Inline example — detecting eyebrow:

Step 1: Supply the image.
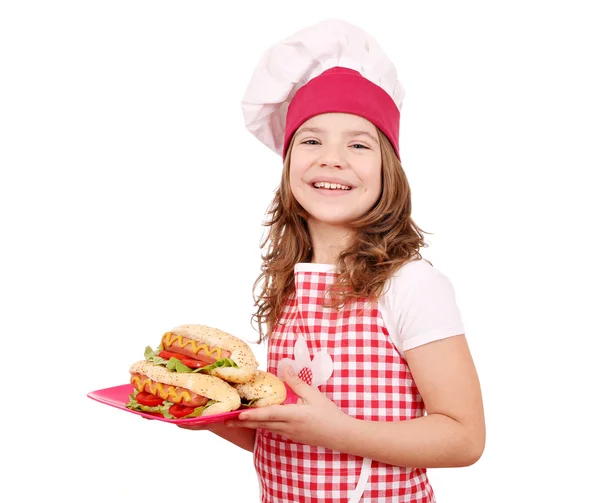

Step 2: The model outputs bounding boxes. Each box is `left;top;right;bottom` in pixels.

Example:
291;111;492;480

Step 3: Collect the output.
296;126;379;144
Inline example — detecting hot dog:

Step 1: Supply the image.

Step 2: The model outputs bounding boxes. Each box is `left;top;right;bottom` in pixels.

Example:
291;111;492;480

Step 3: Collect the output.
127;360;241;418
146;324;259;384
234;370;287;407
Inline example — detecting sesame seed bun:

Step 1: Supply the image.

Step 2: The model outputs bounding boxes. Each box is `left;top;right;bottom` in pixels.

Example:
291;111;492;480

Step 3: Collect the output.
129;360;241;415
233;370;287;407
169;324;259;384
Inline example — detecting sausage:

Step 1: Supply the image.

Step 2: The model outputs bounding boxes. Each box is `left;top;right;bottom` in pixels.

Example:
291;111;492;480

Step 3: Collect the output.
131;373;210;407
160;333;231;364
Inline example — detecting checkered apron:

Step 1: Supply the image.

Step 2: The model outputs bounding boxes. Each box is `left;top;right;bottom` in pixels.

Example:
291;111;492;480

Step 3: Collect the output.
254;267;435;502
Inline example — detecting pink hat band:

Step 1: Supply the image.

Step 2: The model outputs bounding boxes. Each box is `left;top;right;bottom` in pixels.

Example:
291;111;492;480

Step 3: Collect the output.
283;67;400;159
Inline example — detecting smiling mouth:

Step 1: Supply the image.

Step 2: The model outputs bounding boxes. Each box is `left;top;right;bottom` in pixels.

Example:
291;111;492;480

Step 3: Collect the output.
312;181;352;191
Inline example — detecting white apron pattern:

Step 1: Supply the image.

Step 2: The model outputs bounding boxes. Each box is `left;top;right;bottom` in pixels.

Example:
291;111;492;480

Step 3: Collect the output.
254;266;435;503
276;334;334;388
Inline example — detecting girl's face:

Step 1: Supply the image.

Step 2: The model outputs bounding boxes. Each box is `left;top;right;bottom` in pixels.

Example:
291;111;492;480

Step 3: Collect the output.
289;113;382;227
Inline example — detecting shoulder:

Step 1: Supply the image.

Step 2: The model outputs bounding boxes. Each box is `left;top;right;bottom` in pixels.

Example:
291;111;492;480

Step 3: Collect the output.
379;258;464;352
385;257;451;298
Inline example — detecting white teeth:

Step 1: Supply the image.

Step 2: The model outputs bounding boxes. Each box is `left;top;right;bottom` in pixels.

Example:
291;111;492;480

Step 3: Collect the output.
313;181;351;190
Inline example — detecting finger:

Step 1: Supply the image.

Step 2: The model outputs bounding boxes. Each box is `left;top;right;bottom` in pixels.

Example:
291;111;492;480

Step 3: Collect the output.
227;403;299;433
236;404;293;423
283;365;318;400
226;419;288;431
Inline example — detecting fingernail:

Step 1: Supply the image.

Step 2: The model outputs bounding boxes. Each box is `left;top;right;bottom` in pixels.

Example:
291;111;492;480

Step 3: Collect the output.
287;366;295;377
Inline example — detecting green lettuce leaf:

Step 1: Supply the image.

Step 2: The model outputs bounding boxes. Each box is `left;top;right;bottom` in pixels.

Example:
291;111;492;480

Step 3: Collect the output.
166;358;194;373
195;358;239;373
185;400;216;418
144;346;169;365
126;389;175;418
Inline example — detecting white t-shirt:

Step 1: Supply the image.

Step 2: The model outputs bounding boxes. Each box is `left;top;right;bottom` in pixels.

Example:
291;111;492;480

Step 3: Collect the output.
378;258;464;355
294;258;464;355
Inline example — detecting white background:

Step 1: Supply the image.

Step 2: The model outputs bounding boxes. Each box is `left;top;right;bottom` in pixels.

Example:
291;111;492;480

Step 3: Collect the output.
1;1;598;502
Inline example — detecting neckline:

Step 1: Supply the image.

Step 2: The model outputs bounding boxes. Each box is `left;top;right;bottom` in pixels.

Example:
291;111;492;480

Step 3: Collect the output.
294;262;337;273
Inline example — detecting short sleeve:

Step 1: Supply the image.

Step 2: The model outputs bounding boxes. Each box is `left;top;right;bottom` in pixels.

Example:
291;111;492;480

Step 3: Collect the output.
378;260;465;353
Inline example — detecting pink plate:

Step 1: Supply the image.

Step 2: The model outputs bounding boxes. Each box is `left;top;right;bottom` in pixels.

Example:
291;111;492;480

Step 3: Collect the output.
87;384;244;425
87;383;298;425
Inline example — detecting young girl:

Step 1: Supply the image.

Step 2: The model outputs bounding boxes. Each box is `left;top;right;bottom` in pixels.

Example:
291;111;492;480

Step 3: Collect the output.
189;19;485;502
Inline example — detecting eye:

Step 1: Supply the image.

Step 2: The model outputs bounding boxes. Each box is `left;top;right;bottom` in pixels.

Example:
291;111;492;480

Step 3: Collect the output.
301;139;321;145
350;143;369;149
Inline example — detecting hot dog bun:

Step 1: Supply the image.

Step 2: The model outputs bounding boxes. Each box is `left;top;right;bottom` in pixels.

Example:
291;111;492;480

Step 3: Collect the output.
233;370;287;407
129;360;241;416
167;324;259;384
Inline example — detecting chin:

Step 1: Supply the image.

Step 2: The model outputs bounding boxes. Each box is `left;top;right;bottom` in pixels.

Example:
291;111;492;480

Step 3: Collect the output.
306;209;359;227
297;197;370;226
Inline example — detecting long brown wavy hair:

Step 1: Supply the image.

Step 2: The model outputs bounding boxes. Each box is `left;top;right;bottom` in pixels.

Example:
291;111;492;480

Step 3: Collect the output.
252;128;428;342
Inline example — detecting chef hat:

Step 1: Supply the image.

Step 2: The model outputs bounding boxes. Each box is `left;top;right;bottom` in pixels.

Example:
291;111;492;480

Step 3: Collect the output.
241;18;405;159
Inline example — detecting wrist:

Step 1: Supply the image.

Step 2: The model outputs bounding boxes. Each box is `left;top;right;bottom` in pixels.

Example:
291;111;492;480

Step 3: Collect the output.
328;413;361;453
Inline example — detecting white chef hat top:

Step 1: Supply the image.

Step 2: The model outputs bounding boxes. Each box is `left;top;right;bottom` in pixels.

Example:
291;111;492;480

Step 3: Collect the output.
241;18;405;158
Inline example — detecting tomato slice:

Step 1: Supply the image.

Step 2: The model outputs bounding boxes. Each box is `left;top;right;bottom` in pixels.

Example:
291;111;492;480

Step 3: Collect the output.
169;404;196;418
180;357;208;369
158;350;185;361
136;392;164;407
159;350;209;369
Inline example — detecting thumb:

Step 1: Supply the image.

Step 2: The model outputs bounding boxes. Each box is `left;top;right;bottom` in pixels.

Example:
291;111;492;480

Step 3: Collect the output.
283;365;317;402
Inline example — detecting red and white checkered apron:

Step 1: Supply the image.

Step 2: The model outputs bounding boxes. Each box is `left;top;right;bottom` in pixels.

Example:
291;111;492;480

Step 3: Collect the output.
254;267;435;502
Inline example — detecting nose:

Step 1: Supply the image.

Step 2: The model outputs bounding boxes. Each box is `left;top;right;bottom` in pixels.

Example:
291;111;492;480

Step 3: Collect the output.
318;142;346;169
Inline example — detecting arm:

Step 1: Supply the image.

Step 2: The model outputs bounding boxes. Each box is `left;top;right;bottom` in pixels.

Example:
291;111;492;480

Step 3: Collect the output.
207;423;257;453
334;335;486;468
178;423;256;453
228;335;485;468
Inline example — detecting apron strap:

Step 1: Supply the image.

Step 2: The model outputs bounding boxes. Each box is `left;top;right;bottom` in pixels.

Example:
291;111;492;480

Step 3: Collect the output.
348;457;372;503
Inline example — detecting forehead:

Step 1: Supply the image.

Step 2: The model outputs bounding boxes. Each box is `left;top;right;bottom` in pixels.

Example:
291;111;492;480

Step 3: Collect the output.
299;113;377;135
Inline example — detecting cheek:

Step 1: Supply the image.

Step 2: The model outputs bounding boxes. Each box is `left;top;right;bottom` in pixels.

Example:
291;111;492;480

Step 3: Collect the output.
372;157;383;195
287;172;302;206
289;165;302;187
289;160;309;193
362;164;383;196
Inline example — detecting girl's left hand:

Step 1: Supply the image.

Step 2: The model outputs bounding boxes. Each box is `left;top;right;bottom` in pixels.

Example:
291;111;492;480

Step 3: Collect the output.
225;366;352;449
